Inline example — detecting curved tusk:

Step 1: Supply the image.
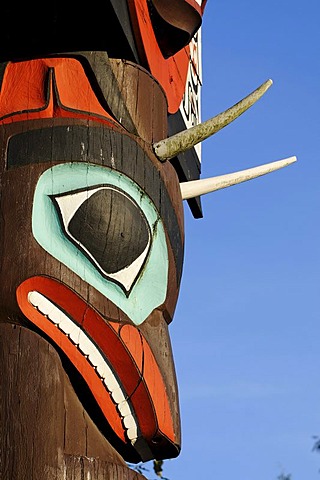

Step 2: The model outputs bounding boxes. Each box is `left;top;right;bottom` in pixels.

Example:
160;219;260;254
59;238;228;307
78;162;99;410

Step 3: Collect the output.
154;79;273;161
180;156;297;200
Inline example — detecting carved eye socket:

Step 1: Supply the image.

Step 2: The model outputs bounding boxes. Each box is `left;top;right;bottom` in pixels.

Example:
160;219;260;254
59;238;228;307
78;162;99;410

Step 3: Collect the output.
33;163;169;326
51;185;151;295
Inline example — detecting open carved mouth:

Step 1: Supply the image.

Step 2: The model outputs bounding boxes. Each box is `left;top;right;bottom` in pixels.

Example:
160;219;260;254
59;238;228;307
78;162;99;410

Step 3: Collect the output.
16;276;179;462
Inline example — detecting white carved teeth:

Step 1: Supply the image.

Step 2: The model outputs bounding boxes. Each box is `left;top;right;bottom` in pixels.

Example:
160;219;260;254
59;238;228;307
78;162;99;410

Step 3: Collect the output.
96;362;115;381
27;290;140;442
77;330;96;357
127;426;139;441
103;374;119;393
118;401;131;417
123;415;137;429
111;387;126;404
28;291;56;318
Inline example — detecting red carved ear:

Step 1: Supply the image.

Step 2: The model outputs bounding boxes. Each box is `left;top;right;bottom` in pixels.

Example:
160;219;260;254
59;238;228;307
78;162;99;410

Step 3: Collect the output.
128;0;205;114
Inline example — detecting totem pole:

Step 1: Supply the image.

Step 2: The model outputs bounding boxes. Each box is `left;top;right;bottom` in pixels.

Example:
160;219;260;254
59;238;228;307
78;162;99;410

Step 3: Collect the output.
0;2;296;479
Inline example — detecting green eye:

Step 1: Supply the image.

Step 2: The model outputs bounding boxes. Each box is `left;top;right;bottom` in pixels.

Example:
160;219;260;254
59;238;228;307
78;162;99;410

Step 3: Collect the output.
32;162;168;325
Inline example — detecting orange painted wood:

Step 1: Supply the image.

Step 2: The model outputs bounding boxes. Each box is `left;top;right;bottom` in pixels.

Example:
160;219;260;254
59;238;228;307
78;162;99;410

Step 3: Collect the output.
129;0;190;114
0;59;116;126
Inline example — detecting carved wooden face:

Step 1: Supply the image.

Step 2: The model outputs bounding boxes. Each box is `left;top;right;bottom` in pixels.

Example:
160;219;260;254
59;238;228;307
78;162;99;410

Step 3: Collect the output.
0;0;206;464
0;55;184;463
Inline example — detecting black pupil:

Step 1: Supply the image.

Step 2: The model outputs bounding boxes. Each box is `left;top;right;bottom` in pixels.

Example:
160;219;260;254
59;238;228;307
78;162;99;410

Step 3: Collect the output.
68;188;150;274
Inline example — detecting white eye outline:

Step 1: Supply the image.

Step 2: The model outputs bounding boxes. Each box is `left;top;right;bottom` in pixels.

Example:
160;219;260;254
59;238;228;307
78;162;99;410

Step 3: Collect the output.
52;184;152;296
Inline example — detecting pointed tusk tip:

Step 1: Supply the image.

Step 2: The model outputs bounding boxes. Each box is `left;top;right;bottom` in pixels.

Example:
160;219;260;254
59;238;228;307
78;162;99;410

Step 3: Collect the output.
153;78;277;161
180;155;298;200
264;78;273;89
286;155;297;164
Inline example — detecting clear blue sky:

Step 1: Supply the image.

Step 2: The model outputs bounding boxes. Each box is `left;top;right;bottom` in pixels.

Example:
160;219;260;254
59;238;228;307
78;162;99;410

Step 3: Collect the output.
143;1;320;479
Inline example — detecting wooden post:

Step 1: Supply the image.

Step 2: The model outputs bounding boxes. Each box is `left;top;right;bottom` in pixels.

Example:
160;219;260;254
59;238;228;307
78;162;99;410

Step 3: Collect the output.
0;2;206;478
0;323;144;479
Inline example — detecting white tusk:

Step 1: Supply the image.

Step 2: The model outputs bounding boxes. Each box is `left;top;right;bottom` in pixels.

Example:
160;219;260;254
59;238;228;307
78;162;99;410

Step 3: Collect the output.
180;156;297;200
154;79;273;161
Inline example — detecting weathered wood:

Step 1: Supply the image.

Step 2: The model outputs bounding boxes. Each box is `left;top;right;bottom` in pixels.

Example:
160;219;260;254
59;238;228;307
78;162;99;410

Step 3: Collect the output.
109;59;167;143
0;56;183;462
63;456;144;480
0;0;207;474
0;323;146;480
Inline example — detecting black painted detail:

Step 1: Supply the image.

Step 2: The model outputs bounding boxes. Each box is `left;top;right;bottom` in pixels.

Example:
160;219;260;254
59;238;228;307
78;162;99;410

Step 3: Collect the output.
0;2;138;63
147;0;202;58
168;110;203;219
52;185;151;294
68;188;150;274
7;124;184;285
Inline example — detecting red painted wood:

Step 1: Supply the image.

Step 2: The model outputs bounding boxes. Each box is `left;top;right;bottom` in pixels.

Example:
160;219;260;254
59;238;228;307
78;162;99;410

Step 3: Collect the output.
129;0;190;114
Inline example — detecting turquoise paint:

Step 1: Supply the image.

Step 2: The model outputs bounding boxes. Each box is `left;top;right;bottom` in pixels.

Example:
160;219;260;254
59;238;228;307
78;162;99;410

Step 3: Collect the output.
32;163;168;325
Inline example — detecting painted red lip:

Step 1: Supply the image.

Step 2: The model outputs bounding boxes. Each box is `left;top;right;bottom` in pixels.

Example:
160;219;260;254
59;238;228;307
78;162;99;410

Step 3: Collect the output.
16;276;178;461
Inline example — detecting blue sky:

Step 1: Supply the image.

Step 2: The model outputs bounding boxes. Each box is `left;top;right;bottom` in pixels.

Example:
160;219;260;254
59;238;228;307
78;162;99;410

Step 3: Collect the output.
143;1;320;479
